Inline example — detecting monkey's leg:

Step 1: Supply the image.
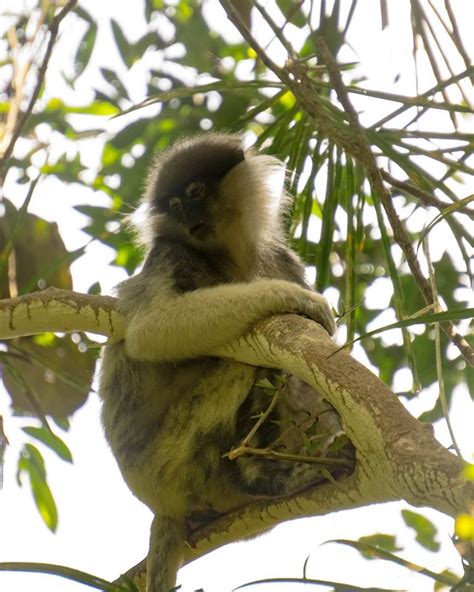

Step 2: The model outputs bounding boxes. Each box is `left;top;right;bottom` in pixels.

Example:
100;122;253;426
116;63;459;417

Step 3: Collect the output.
147;515;185;592
236;456;328;498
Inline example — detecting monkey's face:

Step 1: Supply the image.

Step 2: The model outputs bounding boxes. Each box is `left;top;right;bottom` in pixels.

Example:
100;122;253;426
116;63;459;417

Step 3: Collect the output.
147;134;246;246
158;178;220;241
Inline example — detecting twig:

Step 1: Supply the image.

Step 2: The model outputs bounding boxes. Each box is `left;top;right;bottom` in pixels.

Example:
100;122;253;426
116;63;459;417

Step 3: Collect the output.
370;66;474;129
220;1;356;157
411;0;457;128
268;411;331;451
220;0;284;79
381;171;474;217
423;238;463;459
254;2;296;58
307;77;473;115
443;0;473;77
0;0;77;181
315;38;473;367
382;169;473;248
422;0;471;106
240;384;281;449
226;445;352;467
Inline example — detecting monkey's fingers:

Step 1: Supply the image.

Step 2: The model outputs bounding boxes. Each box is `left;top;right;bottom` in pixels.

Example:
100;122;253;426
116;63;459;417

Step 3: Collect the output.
306;298;335;335
317;306;336;335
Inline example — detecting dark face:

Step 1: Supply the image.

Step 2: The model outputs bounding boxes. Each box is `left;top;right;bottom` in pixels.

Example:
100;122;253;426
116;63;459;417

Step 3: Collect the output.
149;135;246;242
158;177;218;240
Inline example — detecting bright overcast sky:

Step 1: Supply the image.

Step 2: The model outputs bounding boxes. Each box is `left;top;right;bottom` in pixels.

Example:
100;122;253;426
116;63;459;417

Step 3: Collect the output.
0;1;473;591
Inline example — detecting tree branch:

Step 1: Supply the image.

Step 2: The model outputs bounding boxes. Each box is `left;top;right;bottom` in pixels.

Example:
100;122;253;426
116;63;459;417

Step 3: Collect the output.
0;287;123;341
219;2;473;366
0;289;471;591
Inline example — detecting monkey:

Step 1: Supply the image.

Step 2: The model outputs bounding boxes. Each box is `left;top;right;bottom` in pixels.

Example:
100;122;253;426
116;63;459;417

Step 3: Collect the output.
99;133;346;592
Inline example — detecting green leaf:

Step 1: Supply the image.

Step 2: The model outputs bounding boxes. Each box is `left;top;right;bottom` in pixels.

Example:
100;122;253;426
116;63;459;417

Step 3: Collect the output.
100;68;129;101
18;444;58;532
41;153;84;182
111;19;133;67
235;576;403;591
275;0;306;27
0;562;138;591
22;426;73;463
74;6;94;24
328;539;459;586
358;534;403;557
88;282;101;295
340;307;474;350
52;416;71;432
43;98;119;116
435;570;465;592
72;20;97;79
401;509;440;552
317;144;340;290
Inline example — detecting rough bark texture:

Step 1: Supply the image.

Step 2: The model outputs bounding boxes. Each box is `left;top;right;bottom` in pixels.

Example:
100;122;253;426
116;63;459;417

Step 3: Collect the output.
0;290;471;589
0;287;124;340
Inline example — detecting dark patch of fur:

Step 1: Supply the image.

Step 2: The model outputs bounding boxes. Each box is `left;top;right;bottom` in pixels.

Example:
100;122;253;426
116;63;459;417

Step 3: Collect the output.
116;419;162;467
105;360;143;428
149;134;245;209
144;239;226;293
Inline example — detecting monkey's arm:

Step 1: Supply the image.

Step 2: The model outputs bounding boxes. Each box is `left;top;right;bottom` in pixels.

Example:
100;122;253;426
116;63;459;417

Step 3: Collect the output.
123;279;334;362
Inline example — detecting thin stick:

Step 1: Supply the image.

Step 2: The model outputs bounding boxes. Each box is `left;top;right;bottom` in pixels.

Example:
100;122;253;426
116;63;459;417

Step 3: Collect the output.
241;385;281;449
423;238;463;459
255;2;296;58
226;445;352;467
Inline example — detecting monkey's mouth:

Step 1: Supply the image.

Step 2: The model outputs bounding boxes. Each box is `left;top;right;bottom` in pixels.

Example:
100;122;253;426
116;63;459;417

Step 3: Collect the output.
189;222;208;239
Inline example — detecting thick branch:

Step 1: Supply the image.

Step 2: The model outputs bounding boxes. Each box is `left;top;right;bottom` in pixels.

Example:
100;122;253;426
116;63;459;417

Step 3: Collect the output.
1;289;471;590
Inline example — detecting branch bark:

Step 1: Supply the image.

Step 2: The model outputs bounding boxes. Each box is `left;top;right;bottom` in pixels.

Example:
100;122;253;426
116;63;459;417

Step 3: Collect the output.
0;289;471;590
0;287;123;340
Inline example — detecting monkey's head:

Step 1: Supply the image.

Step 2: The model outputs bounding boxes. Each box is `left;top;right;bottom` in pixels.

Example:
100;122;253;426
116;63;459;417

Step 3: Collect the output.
140;133;289;258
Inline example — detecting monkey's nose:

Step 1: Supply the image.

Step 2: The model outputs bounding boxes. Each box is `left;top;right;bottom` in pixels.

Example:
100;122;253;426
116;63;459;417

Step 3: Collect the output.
169;197;184;221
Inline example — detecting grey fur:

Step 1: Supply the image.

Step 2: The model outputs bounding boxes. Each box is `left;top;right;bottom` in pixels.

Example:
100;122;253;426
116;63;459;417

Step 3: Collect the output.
99;134;338;592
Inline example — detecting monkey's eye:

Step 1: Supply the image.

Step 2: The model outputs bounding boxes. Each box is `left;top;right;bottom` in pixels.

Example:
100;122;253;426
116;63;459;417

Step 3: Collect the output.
186;181;206;200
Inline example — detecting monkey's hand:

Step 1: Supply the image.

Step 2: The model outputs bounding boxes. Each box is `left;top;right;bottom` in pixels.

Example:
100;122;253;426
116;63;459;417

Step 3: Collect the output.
290;288;335;335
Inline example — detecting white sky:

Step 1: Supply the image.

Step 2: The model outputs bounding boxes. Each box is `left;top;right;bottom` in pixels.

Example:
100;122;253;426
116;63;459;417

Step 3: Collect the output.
0;1;473;591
